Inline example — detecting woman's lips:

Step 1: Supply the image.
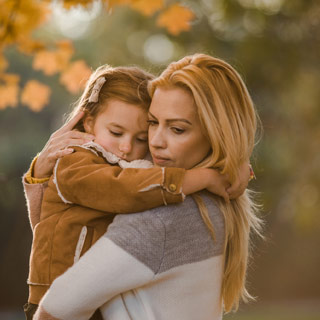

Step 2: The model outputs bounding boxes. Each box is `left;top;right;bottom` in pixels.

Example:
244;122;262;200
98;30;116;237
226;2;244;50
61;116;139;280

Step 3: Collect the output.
152;154;171;165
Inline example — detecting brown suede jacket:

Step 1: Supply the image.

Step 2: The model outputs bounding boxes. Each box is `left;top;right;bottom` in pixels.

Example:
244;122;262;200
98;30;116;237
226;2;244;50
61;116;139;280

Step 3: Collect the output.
25;142;185;304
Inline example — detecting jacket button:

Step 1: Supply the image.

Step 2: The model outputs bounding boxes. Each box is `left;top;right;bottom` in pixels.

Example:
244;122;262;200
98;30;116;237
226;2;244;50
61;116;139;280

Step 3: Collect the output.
169;184;177;192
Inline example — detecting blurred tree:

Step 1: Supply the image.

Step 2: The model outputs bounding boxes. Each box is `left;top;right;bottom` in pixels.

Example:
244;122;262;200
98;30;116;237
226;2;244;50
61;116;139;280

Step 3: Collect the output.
0;0;195;111
0;0;320;313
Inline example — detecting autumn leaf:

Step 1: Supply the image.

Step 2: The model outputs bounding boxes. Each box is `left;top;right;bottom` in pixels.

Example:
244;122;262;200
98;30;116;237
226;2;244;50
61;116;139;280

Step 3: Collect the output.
62;0;95;10
17;37;46;55
130;0;164;16
0;0;50;47
60;60;92;94
33;41;74;75
0;55;8;72
0;74;20;110
157;4;195;35
33;50;61;76
21;80;51;112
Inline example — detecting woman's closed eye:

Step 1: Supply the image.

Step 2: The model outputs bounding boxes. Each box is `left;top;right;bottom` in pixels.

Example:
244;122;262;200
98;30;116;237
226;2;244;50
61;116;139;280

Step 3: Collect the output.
171;127;185;134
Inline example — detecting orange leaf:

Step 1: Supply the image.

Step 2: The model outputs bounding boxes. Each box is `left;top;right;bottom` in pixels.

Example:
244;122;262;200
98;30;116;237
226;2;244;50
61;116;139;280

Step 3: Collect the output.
32;41;74;75
21;80;51;112
0;73;20;109
62;0;95;9
60;60;91;94
157;4;195;35
33;50;61;75
130;0;164;16
0;73;20;110
17;37;46;55
0;55;8;72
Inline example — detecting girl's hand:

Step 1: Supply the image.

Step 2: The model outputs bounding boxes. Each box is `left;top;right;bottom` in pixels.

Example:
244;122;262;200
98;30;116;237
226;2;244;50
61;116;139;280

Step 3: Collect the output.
34;111;95;179
205;169;230;202
227;161;252;199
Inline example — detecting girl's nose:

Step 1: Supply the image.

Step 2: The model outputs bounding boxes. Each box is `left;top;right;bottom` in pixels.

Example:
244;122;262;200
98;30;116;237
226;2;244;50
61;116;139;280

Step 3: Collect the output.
119;140;132;155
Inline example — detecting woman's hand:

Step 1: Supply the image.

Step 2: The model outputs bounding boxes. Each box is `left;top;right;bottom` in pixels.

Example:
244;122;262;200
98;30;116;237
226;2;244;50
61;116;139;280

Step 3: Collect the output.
34;111;95;179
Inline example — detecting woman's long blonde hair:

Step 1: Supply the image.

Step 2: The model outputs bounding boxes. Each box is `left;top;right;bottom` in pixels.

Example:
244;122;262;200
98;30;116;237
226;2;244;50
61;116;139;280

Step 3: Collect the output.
148;53;263;312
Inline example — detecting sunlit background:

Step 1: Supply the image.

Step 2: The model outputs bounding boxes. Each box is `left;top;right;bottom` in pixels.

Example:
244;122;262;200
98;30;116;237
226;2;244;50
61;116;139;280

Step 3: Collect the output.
1;0;320;319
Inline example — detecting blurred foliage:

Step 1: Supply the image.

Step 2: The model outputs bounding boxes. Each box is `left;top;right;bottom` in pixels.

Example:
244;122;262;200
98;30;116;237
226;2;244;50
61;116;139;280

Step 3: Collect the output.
0;0;194;111
0;0;319;312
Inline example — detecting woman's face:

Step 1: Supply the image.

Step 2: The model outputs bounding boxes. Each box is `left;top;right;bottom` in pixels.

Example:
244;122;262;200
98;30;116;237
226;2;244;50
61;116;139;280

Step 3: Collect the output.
148;86;211;169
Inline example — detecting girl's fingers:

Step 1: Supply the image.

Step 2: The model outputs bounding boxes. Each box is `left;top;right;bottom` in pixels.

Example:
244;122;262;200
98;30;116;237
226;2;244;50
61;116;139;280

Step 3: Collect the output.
52;148;74;160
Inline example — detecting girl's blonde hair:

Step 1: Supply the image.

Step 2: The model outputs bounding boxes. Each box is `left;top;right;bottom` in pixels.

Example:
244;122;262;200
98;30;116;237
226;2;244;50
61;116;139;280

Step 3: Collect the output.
67;64;154;131
148;53;263;312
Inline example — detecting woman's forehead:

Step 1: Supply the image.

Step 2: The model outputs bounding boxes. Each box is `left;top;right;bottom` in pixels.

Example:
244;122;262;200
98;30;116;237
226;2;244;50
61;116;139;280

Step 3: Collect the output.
150;87;197;119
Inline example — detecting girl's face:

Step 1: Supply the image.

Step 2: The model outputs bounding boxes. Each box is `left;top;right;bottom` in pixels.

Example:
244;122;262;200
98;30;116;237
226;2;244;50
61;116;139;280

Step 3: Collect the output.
84;99;149;161
148;86;211;169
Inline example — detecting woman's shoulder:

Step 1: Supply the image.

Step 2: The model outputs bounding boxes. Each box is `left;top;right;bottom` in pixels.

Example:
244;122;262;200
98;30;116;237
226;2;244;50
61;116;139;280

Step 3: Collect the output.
105;192;225;274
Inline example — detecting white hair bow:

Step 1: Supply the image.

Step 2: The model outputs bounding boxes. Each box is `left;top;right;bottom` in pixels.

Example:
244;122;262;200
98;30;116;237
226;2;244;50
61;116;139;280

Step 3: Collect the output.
88;77;106;103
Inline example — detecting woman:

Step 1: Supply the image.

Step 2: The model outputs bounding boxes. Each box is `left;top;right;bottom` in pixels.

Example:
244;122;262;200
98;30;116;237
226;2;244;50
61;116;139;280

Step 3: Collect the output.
25;53;261;319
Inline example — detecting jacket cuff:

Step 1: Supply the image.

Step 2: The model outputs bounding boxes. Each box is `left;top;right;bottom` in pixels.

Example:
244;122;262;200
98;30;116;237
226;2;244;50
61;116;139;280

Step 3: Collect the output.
24;155;50;184
161;167;186;205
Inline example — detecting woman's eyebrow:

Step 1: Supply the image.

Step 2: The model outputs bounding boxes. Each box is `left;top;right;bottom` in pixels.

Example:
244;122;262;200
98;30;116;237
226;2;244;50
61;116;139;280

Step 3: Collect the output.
166;119;192;125
148;112;156;119
148;112;192;125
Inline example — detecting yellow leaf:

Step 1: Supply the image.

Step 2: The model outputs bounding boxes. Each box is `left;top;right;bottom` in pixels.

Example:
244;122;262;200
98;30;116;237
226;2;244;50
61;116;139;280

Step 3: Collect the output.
0;73;20;109
0;54;8;72
32;41;74;75
33;50;61;75
60;60;91;94
56;40;74;67
157;4;195;35
0;0;50;47
62;0;95;10
17;37;46;55
21;80;51;112
130;0;163;16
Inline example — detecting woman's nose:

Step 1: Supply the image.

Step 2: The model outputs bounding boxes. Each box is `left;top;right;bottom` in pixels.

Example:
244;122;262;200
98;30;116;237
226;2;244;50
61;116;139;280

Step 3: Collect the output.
149;128;166;149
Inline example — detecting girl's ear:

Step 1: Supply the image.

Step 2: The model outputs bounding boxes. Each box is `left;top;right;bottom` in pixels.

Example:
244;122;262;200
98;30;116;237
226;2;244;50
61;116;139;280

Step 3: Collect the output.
83;116;94;134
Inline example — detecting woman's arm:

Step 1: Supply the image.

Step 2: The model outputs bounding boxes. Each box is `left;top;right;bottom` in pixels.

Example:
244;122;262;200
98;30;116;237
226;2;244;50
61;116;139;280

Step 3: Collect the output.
33;214;160;320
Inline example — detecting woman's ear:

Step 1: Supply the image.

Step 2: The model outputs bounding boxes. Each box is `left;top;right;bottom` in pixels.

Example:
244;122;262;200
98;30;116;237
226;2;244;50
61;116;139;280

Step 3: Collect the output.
83;116;94;134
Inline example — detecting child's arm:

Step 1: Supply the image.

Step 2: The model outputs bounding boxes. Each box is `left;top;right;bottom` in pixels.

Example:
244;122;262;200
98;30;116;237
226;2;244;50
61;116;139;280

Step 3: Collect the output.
22;155;49;231
53;147;232;213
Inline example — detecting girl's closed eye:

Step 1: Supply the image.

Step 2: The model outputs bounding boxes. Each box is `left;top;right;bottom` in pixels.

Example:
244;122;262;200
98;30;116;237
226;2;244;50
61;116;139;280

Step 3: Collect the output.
147;119;158;126
109;130;123;137
137;136;148;143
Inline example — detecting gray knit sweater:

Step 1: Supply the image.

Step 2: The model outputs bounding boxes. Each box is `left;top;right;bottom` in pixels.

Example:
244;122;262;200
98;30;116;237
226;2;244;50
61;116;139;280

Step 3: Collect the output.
39;192;225;320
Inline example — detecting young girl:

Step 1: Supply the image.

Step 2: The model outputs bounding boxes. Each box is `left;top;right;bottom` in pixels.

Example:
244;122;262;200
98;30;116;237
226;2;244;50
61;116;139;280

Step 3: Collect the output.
25;64;241;319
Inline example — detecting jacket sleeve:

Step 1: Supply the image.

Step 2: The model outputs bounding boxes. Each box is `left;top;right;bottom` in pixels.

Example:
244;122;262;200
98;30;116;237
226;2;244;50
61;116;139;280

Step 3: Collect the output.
22;155;49;231
54;148;186;213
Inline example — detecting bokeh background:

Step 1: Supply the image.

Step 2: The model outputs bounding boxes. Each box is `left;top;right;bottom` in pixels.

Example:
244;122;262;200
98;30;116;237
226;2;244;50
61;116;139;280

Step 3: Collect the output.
1;0;320;319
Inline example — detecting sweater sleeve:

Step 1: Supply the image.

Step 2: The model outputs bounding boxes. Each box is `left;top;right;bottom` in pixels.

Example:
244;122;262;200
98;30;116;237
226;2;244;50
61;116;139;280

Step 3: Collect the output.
53;147;186;213
35;236;156;320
